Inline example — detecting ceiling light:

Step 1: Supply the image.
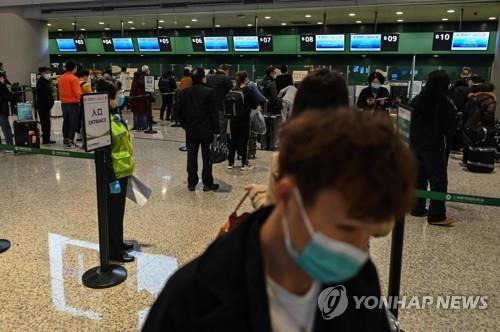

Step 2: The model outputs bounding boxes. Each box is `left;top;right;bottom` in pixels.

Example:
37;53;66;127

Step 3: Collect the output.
46;23;52;26
396;11;403;15
185;25;191;28
433;54;439;57
57;29;63;32
105;27;110;30
174;21;178;25
99;22;104;25
247;23;252;27
127;21;134;24
72;22;76;26
447;9;455;13
441;18;449;21
130;27;135;30
488;17;497;20
141;22;146;26
305;14;312;18
397;19;404;22
97;54;101;57
80;28;86;31
215;24;221;27
191;18;198;22
317;22;323;25
281;22;287;26
348;13;356;17
355;20;362;24
159;20;165;23
264;16;271;19
158;26;163;29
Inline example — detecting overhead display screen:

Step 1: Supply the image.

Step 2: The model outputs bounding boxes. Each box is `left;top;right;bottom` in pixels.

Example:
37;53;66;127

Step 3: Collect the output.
102;37;114;52
350;34;381;51
112;38;135;52
137;38;160;52
203;37;229;52
233;36;259;52
158;37;172;52
432;32;453;51
315;34;345;51
451;32;490;51
56;39;77;52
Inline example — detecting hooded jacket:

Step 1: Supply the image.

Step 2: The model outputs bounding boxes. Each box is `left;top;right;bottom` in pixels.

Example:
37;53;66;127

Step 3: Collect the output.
463;91;497;146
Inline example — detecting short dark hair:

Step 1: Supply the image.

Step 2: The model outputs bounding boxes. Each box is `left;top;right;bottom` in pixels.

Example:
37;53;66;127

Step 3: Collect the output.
368;72;385;84
191;67;205;84
38;66;51;74
470;75;485;84
280;65;288;74
0;72;5;79
65;61;76;72
77;70;90;78
219;64;230;71
183;68;191;77
235;71;248;86
96;81;117;100
292;69;349;116
279;109;416;221
121;66;127;72
266;66;276;76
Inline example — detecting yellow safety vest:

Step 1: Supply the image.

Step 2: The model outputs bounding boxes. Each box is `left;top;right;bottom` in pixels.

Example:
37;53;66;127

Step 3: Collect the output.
110;115;135;179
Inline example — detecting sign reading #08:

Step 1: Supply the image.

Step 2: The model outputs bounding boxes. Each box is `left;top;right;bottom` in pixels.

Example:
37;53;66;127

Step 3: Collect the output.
82;93;111;152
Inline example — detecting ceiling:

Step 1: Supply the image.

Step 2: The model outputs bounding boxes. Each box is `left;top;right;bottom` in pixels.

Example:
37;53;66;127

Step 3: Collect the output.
44;2;500;32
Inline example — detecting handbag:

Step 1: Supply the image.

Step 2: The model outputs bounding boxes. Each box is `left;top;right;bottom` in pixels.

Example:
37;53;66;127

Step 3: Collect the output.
250;107;267;135
209;135;229;164
218;192;251;237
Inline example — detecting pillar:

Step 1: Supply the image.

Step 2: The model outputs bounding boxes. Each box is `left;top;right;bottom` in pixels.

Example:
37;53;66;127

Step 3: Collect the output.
490;23;500;118
0;7;49;86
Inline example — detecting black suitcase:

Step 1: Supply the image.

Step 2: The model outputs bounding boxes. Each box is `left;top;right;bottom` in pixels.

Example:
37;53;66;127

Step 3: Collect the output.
248;134;257;159
494;124;500;161
467;146;495;173
14;120;40;148
259;114;281;151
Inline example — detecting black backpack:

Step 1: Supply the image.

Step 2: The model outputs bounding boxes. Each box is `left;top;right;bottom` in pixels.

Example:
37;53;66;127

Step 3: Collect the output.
223;88;245;119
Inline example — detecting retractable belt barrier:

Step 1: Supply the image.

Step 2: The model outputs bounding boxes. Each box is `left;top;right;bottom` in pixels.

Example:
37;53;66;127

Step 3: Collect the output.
0;144;94;159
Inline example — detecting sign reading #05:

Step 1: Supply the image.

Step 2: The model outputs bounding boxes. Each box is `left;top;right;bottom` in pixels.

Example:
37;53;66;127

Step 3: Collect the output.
82;93;111;152
158;37;172;52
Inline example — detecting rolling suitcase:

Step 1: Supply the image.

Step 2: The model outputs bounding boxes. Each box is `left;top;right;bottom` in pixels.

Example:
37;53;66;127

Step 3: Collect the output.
466;146;495;173
13;120;40;148
259;114;282;151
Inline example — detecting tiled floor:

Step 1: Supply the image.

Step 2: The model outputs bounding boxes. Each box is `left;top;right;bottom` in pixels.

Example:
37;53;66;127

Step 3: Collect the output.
0;111;499;331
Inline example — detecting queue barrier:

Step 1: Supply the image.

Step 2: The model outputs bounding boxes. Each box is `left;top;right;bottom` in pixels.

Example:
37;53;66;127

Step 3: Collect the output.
0;144;94;159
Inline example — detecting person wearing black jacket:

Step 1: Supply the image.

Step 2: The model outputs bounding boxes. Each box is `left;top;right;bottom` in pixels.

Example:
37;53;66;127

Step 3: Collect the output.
275;65;294;93
227;71;259;171
206;64;233;142
177;68;220;192
259;66;282;114
410;70;456;226
0;72;14;145
356;72;390;112
36;67;55;144
158;71;177;121
143;110;416;332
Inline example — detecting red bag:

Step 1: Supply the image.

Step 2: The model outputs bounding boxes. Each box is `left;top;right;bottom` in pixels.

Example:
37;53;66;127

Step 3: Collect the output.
218;192;250;237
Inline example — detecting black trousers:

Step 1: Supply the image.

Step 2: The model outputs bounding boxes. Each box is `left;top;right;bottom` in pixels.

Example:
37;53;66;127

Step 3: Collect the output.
37;107;52;143
414;149;448;222
160;94;174;120
229;120;250;166
107;176;129;257
187;136;213;187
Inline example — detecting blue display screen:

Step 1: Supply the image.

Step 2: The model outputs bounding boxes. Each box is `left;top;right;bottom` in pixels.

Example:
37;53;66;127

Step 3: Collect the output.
56;39;77;52
350;34;381;51
137;38;160;52
315;35;344;51
451;32;489;51
233;36;259;52
204;37;229;52
112;38;135;52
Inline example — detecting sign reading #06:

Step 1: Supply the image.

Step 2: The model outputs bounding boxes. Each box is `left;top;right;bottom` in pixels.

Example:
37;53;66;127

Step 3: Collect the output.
191;36;205;52
158;37;172;52
82;93;111;152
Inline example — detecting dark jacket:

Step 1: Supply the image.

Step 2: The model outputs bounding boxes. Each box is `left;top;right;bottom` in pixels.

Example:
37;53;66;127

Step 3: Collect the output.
36;77;54;111
275;73;293;93
463;91;497;146
129;73;149;115
409;92;457;151
357;86;391;111
206;71;233;112
143;206;391;332
159;77;177;94
233;85;259;123
177;83;220;139
0;81;14;116
259;75;282;114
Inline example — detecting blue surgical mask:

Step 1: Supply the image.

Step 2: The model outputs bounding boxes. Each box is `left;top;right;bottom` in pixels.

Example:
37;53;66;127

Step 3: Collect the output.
371;83;381;90
118;94;125;107
282;188;369;284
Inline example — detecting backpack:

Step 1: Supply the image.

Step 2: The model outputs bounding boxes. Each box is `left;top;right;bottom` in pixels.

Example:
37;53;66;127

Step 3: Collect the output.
223;88;245;119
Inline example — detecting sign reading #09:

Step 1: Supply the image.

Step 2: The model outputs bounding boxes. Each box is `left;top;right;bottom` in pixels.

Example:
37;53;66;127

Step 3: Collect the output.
82;93;111;152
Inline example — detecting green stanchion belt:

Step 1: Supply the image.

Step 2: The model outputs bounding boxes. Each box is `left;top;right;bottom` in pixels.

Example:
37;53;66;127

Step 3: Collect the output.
416;189;500;207
0;144;94;160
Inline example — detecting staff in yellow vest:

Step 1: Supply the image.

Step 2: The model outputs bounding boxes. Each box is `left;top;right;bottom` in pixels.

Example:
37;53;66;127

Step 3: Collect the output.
99;82;136;263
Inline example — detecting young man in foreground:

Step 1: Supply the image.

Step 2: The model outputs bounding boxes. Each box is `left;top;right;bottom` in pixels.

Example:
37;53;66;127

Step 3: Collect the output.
143;109;416;332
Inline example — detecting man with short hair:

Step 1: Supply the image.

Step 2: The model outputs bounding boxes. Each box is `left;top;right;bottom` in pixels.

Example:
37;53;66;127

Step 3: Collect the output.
260;66;282;114
275;65;294;93
143;109;416;332
58;61;82;148
176;68;220;192
36;67;55;144
0;72;14;145
206;64;233;142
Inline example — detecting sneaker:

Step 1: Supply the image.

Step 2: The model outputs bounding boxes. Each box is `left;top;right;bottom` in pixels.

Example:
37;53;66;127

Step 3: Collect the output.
42;140;56;145
428;218;455;226
179;146;188;152
64;142;73;149
241;165;255;171
227;164;234;169
203;184;220;192
188;185;196;192
410;209;428;217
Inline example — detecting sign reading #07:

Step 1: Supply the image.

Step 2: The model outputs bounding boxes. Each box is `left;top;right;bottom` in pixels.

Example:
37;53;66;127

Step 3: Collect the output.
191;37;205;52
258;35;273;52
82;93;111;152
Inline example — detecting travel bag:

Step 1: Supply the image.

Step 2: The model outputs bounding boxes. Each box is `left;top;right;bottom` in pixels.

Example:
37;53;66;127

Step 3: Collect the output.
466;146;495;173
13;120;40;148
259;113;281;151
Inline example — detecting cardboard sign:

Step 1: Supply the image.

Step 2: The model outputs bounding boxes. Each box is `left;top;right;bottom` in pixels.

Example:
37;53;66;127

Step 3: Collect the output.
292;70;309;83
30;73;37;88
82;93;111;152
397;105;412;146
144;76;155;93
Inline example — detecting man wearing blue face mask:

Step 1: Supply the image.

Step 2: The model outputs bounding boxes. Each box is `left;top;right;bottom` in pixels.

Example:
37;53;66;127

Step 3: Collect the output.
143;109;416;332
357;72;391;113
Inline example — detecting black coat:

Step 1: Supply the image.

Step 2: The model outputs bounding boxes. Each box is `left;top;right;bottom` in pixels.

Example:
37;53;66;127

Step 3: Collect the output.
143;206;391;332
259;76;282;114
0;82;14;116
206;71;233;112
177;83;220;139
36;77;54;111
463;91;497;146
357;86;391;111
275;73;294;93
158;77;177;94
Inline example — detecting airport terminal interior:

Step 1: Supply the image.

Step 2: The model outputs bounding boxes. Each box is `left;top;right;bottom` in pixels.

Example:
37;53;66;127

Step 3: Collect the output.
1;0;500;331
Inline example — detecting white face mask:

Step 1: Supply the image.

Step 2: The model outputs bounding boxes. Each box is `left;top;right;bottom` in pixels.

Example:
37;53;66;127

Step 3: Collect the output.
43;73;51;80
0;78;4;84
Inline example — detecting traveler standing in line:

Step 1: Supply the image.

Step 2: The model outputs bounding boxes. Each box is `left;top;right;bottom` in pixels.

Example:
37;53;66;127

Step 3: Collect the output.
78;70;93;94
357;72;390;112
102;67;114;83
177;68;220;192
0;72;14;145
159;71;177;121
410;70;456;226
259;66;282;114
129;71;148;131
206;64;233;143
58;61;82;148
227;71;259;171
119;66;129;91
0;63;11;85
179;68;193;90
36;67;55;145
275;65;294;93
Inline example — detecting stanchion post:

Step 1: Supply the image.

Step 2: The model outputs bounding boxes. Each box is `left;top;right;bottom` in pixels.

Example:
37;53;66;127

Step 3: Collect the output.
388;216;405;318
0;239;10;254
144;94;157;134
